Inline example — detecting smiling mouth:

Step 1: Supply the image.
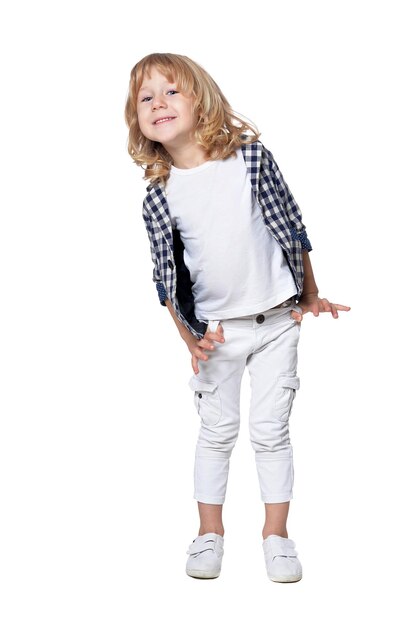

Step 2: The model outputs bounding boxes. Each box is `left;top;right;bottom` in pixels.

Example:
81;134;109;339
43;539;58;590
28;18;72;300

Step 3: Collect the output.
153;117;176;125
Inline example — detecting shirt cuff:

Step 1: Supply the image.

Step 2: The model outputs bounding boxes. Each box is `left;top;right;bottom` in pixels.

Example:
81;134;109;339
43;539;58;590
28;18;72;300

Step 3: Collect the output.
156;282;167;306
290;227;313;251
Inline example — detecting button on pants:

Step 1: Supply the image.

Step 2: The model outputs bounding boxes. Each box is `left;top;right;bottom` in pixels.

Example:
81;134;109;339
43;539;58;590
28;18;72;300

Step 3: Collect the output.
188;297;303;505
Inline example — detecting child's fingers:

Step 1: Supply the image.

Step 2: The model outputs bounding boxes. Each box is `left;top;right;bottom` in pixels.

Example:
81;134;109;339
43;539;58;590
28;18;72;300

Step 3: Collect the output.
197;337;220;359
193;347;209;366
214;323;225;342
215;331;225;343
325;301;351;314
191;331;225;373
320;298;332;310
198;345;211;358
204;329;225;344
321;300;351;318
192;342;215;372
330;302;339;318
290;310;303;322
201;338;216;351
333;303;351;310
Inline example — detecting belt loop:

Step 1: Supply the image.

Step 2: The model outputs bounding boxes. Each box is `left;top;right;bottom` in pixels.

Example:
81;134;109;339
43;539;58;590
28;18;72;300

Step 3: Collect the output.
208;320;220;333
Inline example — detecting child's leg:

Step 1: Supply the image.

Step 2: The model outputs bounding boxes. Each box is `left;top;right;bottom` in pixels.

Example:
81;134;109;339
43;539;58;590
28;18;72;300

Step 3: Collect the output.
197;502;224;536
262;502;289;539
246;305;301;536
189;321;251;534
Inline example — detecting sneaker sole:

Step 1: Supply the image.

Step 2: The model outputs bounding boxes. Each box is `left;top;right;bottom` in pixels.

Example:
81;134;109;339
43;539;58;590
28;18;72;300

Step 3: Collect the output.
268;573;302;583
186;568;221;579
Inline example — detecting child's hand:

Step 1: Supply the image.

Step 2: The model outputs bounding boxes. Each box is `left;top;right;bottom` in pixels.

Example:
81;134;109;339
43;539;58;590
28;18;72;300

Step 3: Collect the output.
291;294;351;322
186;324;225;375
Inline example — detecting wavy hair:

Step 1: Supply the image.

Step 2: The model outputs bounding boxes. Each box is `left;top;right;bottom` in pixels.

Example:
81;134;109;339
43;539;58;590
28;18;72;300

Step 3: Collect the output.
124;52;261;186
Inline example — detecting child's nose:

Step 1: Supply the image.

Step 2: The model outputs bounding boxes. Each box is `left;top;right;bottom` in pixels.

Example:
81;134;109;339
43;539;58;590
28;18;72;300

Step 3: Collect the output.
152;97;168;109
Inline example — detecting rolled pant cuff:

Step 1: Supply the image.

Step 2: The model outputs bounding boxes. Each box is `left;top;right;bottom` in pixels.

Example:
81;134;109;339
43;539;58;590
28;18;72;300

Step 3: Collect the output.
194;492;225;505
261;490;293;504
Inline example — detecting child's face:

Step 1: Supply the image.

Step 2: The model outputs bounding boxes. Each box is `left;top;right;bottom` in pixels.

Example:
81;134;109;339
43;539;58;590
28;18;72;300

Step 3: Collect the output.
137;67;198;149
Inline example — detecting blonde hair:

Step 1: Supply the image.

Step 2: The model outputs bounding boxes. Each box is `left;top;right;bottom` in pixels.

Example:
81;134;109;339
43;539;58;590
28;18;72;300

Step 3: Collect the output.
124;52;261;186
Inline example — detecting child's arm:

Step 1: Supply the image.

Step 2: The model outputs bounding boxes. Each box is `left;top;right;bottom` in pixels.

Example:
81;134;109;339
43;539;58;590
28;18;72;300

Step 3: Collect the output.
263;145;313;252
301;250;319;296
296;249;351;320
262;145;350;319
165;297;225;374
164;298;196;343
142;206;163;286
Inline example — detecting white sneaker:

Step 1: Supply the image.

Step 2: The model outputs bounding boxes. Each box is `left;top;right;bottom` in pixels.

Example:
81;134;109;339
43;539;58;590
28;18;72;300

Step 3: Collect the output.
262;535;302;582
186;532;224;579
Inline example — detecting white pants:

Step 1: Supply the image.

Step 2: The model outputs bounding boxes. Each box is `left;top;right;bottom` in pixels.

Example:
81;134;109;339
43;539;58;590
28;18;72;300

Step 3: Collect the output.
188;297;303;505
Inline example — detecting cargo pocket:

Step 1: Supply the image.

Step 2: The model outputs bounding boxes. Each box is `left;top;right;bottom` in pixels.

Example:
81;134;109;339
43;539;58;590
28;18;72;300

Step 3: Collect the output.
188;377;222;426
275;374;300;422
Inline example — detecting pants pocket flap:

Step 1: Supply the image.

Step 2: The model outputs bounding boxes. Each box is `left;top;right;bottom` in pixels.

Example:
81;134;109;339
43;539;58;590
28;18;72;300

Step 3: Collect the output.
188;377;218;393
277;375;300;390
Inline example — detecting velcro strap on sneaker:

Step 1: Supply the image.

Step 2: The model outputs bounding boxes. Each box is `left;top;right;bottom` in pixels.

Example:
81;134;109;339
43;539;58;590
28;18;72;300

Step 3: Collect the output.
187;538;217;556
268;536;298;558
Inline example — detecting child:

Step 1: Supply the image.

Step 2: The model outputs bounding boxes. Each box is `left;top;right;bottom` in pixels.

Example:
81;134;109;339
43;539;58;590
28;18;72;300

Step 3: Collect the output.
124;52;350;583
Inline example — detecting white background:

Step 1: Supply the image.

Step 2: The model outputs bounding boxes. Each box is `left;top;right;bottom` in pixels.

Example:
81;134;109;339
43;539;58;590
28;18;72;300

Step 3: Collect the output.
1;0;416;623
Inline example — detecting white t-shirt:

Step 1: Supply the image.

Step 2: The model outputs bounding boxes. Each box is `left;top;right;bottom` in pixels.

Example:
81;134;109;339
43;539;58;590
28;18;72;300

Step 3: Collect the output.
165;147;297;322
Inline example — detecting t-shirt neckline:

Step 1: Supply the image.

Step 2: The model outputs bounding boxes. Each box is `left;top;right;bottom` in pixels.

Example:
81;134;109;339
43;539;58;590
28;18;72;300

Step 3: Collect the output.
170;159;216;175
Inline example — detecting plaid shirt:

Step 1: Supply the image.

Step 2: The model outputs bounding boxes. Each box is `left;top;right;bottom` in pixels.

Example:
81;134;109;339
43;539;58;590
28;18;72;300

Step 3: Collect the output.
142;136;313;340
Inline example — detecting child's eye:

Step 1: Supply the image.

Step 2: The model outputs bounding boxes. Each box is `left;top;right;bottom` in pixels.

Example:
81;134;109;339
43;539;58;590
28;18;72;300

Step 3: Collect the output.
141;90;178;103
